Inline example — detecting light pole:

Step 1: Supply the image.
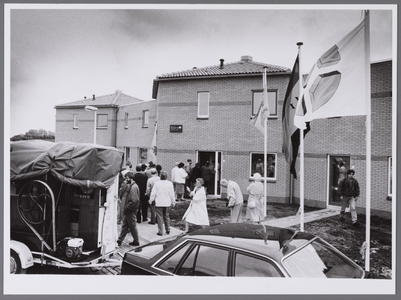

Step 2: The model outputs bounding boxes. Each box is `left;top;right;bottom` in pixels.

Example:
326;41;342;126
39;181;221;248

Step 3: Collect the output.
84;105;98;144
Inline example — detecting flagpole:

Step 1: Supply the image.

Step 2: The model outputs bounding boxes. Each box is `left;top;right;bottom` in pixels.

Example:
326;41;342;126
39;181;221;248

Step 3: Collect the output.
364;10;371;272
263;67;268;218
297;42;304;232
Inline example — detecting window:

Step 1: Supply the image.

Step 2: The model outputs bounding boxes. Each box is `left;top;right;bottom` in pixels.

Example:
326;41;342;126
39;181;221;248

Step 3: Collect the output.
124;113;129;129
124;147;130;161
175;244;229;276
250;152;276;179
252;90;277;117
139;148;147;164
197;92;209;119
97;114;108;128
142;110;149;128
234;252;282;277
73;114;79;129
388;157;392;197
157;243;193;274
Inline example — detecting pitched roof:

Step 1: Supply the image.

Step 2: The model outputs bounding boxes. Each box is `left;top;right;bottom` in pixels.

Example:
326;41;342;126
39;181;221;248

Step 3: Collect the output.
156;56;290;79
55;90;144;108
152;56;291;99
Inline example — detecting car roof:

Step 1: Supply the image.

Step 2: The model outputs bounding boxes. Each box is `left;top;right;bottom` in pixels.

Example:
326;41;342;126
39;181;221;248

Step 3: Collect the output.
185;223;316;261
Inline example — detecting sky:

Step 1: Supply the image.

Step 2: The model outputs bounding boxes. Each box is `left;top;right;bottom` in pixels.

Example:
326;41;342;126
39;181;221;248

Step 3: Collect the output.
6;4;395;136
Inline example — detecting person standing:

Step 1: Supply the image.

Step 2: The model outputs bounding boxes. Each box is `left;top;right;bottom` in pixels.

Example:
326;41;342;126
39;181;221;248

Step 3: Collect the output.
245;173;264;224
149;171;176;236
171;162;179;190
220;179;244;223
145;168;160;225
117;172;140;246
182;178;209;233
201;161;215;194
191;163;202;188
338;160;347;185
184;159;193;198
175;162;188;201
117;172;129;225
339;169;360;227
133;165;149;223
255;159;264;176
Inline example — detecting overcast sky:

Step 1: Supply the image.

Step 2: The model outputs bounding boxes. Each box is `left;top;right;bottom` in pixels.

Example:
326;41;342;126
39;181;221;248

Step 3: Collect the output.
6;4;394;136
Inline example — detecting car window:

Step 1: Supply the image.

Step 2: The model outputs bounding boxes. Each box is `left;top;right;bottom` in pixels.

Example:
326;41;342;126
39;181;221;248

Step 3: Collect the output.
157;243;192;273
282;240;364;278
234;252;283;277
176;244;229;276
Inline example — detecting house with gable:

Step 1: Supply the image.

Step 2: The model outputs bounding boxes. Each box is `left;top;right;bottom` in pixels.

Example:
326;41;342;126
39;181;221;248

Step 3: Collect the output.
152;56;392;218
55;90;157;165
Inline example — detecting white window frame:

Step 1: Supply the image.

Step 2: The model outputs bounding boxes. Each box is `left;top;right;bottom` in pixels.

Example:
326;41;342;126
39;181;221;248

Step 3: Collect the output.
249;152;277;180
142;110;149;128
124;112;129;129
73;114;79;129
97;114;108;129
197;92;209;119
252;90;277;117
388;156;392;197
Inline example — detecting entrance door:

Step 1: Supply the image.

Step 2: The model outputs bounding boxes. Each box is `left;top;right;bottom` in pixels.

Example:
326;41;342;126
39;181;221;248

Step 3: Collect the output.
197;151;222;196
328;155;350;205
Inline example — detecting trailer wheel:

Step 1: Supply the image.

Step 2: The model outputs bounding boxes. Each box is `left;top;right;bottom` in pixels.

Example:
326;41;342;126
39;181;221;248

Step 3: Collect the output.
10;250;27;274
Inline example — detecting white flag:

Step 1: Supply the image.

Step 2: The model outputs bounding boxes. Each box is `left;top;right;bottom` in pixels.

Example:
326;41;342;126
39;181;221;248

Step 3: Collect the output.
294;12;369;129
250;68;270;134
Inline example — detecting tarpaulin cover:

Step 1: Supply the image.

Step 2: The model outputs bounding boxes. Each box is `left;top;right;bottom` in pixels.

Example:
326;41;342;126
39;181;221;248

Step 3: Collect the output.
10;140;124;189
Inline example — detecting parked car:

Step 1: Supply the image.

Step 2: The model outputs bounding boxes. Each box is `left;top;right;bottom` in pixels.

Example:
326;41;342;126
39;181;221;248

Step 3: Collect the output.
120;223;365;278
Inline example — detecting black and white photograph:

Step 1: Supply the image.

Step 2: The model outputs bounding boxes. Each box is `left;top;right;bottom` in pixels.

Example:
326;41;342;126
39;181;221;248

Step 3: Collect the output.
4;2;396;296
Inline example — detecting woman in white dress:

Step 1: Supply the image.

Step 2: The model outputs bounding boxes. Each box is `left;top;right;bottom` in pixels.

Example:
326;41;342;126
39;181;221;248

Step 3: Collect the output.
246;172;264;224
182;178;209;233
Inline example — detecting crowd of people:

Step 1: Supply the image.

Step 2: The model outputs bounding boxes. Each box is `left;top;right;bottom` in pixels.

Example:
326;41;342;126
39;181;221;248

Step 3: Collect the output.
115;159;267;247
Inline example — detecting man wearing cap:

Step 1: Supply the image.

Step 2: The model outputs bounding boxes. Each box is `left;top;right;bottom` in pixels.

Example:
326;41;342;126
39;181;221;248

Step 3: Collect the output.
338;169;360;227
220;179;244;223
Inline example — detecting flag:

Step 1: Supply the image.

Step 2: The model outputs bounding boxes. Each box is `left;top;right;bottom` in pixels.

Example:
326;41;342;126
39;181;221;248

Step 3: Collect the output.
282;55;310;178
250;68;270;134
149;122;157;163
294;12;369;130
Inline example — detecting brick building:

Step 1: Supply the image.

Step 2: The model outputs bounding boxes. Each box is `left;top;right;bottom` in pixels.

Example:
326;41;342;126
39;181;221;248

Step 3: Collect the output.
152;56;392;218
55;90;157;165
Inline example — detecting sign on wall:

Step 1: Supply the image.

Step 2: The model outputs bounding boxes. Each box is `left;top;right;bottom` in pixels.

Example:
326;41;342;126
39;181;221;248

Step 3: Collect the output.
170;125;183;133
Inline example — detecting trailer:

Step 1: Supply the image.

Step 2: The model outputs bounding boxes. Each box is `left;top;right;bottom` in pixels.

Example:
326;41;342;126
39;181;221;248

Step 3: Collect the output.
10;140;124;274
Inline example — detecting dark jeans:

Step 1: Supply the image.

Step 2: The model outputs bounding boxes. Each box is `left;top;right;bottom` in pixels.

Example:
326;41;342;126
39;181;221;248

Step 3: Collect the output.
136;198;149;222
118;213;139;243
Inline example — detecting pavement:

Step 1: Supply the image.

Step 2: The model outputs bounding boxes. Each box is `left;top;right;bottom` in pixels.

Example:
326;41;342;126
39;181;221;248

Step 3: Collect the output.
93;205;341;275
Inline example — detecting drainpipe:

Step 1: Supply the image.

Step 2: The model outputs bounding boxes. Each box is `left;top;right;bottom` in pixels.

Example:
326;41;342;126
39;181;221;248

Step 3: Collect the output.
114;107;119;148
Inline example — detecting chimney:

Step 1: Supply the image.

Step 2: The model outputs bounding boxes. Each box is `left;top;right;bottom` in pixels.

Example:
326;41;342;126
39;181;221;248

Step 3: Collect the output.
241;55;253;62
92;94;95;100
220;59;224;69
84;96;86;99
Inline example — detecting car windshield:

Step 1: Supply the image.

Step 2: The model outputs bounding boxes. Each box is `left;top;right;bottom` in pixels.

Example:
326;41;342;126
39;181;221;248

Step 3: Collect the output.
132;236;179;259
282;238;364;278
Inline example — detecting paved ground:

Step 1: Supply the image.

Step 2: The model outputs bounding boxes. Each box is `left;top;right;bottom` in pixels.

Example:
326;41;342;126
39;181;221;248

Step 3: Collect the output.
94;205;341;275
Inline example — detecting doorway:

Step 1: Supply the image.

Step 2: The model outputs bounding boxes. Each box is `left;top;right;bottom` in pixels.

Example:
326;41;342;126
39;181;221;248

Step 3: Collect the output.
197;151;222;196
328;155;350;205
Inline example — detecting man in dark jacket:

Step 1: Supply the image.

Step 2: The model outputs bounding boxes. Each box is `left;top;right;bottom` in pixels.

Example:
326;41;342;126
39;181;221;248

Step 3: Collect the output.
117;173;140;246
134;165;149;223
338;169;360;227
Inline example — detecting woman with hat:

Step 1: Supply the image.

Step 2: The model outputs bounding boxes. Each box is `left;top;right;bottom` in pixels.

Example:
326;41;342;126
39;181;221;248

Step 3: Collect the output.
246;173;264;224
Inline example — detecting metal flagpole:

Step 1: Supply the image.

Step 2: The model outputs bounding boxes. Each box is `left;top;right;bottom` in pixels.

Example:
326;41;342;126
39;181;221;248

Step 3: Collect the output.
364;9;371;272
263;67;268;218
297;42;305;232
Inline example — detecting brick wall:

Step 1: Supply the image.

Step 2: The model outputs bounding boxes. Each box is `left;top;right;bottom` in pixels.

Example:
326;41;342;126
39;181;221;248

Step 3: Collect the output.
155;60;392;218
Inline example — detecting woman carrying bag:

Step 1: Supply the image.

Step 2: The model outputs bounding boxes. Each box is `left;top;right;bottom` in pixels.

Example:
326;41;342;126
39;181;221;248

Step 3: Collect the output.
246;172;264;224
182;178;210;233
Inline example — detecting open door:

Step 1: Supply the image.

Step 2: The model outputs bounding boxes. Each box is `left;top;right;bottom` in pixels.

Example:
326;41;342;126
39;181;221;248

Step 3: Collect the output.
328;155;350;206
197;151;222;197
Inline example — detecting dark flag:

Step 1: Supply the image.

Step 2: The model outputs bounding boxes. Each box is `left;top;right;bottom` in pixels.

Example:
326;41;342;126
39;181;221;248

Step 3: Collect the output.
282;55;310;179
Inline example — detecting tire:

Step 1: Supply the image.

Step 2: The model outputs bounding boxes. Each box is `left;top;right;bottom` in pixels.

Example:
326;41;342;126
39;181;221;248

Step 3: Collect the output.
10;249;27;274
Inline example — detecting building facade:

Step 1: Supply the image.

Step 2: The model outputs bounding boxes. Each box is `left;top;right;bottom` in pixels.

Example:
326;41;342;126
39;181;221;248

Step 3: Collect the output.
152;56;392;218
55;90;157;166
